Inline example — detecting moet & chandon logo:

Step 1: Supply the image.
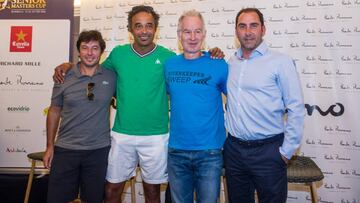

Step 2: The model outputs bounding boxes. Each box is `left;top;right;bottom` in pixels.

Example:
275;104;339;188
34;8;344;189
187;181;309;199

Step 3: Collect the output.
10;26;32;52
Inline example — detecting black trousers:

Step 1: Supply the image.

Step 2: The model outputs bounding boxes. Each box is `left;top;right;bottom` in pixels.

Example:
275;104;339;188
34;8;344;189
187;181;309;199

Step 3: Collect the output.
165;184;172;203
224;134;287;203
47;146;110;203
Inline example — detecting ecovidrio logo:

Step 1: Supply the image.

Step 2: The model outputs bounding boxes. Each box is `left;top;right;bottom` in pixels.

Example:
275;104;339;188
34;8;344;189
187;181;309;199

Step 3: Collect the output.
7;105;30;112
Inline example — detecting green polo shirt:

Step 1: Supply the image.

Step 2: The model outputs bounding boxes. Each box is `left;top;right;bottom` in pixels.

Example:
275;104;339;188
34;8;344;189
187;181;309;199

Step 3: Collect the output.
102;44;175;135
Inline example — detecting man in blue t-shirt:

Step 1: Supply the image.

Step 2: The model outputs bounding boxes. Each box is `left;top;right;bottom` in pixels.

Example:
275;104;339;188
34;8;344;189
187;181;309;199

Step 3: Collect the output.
165;10;228;203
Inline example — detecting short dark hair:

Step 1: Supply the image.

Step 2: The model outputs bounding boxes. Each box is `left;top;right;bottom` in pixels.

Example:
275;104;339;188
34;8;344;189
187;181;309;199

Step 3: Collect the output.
76;30;106;53
127;5;160;31
235;8;264;27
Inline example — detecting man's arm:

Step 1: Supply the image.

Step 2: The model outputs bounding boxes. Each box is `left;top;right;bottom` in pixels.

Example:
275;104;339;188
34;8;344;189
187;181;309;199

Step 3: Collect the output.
43;105;62;169
208;47;225;59
53;62;73;83
278;58;305;161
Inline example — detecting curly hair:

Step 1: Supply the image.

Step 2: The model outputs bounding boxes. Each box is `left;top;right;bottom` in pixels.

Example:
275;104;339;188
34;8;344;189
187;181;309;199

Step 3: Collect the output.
76;30;106;53
127;5;160;31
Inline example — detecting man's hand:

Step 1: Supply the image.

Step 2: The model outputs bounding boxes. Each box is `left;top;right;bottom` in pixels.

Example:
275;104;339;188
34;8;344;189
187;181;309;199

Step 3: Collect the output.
208;47;225;59
43;147;54;169
53;62;73;83
281;154;289;165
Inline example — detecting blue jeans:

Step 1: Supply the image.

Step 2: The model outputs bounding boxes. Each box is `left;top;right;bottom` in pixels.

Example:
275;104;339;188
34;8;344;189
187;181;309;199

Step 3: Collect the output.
168;148;223;203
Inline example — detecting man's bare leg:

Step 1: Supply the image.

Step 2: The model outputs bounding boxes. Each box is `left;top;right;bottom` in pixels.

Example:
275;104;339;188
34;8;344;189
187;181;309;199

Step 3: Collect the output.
105;181;126;203
143;182;161;203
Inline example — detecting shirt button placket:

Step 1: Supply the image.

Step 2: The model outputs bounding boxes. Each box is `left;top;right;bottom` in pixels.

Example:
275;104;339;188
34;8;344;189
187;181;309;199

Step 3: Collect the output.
238;60;246;92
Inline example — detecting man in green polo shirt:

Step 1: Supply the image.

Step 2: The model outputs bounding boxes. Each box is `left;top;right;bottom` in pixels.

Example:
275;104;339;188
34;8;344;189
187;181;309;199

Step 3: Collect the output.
102;6;174;203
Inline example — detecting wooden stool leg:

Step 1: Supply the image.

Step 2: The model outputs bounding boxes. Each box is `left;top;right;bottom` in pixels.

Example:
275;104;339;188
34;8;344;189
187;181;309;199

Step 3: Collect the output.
309;182;319;203
131;177;136;203
24;160;36;203
223;176;228;203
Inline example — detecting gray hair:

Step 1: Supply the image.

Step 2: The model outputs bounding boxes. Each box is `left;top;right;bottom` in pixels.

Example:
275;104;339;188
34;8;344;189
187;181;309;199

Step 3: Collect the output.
177;10;206;32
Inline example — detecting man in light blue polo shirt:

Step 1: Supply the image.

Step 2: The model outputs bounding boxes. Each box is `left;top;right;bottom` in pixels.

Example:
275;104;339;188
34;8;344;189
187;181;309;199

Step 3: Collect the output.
224;8;305;203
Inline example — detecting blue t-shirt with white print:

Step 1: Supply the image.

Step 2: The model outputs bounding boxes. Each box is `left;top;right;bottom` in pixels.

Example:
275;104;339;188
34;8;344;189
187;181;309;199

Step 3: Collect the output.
165;53;228;150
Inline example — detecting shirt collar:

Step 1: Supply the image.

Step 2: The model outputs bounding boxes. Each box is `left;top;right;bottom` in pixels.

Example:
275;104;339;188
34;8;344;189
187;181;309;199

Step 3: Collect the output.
73;62;103;78
131;43;158;58
235;41;268;60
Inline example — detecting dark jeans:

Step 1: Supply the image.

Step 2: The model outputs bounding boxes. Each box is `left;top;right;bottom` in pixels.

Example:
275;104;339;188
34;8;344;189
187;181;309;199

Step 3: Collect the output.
47;146;110;203
165;184;172;203
224;134;287;203
168;148;223;203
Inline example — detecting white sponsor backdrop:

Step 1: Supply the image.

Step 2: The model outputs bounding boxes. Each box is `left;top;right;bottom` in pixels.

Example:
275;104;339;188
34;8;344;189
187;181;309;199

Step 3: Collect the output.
0;20;70;167
80;0;360;202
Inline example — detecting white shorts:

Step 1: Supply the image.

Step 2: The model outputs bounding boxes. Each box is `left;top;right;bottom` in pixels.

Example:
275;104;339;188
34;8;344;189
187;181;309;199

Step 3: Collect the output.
106;131;169;184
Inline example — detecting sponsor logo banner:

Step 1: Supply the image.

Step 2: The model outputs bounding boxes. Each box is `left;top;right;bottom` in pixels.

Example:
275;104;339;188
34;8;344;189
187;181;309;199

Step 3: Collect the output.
9;26;32;52
0;0;47;13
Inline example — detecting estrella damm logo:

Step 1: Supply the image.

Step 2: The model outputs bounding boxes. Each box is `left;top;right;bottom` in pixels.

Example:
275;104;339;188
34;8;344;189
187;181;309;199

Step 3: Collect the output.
305;103;345;117
10;26;32;52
